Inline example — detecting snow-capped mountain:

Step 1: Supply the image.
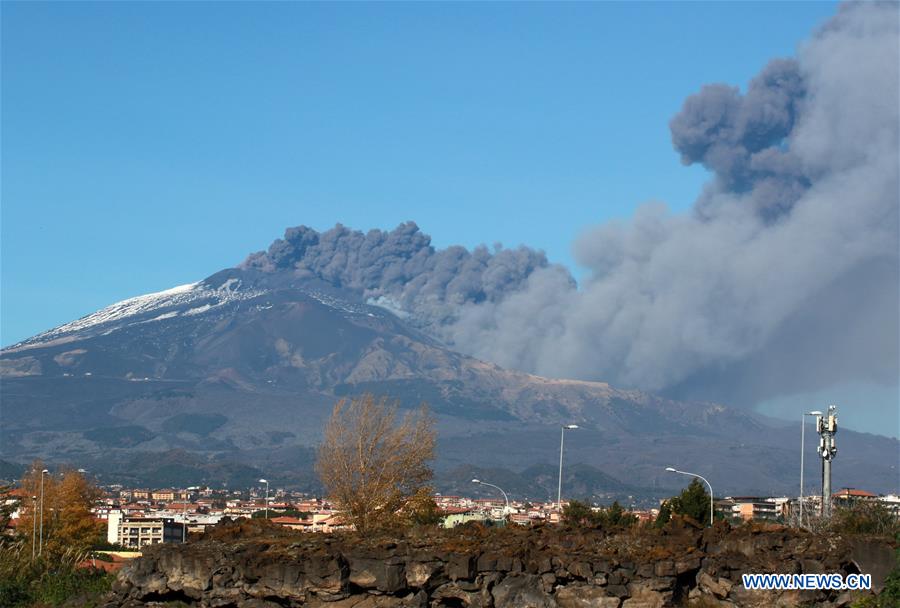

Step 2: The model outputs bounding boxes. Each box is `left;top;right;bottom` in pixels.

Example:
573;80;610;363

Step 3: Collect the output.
2;226;897;496
12;281;234;349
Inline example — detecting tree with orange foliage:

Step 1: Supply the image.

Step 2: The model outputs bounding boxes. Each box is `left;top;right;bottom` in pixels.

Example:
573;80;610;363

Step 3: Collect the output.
316;394;435;535
16;463;103;559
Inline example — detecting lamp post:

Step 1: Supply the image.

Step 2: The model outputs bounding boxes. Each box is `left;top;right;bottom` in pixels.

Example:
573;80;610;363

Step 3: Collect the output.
31;495;37;561
182;486;199;543
665;467;714;527
557;424;579;512
39;468;48;557
800;410;822;527
259;479;269;519
471;479;510;516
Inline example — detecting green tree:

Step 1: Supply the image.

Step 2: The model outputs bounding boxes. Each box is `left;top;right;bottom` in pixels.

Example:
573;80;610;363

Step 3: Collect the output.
561;500;596;526
657;479;711;526
654;500;672;527
563;499;637;529
597;500;637;528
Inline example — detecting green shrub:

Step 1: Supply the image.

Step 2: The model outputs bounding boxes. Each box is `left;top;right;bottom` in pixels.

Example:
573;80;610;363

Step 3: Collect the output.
0;540;112;607
562;500;637;529
656;479;711;526
830;501;900;536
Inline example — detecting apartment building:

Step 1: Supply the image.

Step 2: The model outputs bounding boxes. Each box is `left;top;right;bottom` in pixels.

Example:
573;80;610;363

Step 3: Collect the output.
107;510;184;547
151;489;176;502
719;497;791;521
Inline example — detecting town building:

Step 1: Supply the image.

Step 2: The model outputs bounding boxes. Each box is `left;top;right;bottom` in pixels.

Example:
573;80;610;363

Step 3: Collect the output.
107;510;185;547
151;489;176;502
832;488;877;505
878;494;900;517
441;507;485;528
718;497;790;522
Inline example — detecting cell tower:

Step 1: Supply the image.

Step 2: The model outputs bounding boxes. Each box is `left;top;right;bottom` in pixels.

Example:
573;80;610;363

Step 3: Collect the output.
816;405;838;518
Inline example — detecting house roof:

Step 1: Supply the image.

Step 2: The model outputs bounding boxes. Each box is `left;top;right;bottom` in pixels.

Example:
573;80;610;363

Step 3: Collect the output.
271;516;311;525
833;488;876;498
441;507;474;515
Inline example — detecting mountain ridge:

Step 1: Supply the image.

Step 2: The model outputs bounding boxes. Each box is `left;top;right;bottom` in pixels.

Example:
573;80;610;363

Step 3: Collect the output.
2;231;897;498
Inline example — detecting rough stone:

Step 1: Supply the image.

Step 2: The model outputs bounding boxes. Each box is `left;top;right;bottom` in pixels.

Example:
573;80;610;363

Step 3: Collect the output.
605;584;629;599
431;582;486;608
674;556;701;575
103;519;892;608
541;572;557;592
492;574;557;608
555;583;621;608
620;590;664;608
698;571;733;599
405;561;442;589
447;554;475;581
476;553;498;572
237;600;286;608
569;561;593;580
349;557;406;593
592;560;612;575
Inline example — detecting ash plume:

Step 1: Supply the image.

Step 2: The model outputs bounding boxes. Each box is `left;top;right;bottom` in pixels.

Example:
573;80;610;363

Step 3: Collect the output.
449;1;899;405
245;2;898;410
242;222;575;334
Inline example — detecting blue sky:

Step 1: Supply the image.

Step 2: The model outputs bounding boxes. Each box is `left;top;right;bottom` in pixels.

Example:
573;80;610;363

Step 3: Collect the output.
2;1;840;347
11;2;895;440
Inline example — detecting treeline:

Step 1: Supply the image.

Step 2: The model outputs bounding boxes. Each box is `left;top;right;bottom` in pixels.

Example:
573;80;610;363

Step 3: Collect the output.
0;467;112;608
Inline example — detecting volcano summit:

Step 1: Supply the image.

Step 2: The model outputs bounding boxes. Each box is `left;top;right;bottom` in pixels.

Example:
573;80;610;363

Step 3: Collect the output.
1;223;896;498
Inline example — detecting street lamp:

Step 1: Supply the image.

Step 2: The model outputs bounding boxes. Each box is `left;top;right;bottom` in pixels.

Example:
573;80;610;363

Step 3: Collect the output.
665;467;714;527
31;496;37;561
471;479;510;516
557;424;579;511
182;486;199;543
800;410;823;527
259;479;269;519
39;469;48;557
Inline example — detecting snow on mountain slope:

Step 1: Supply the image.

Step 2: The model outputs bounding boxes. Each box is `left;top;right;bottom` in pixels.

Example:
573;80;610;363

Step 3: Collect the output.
5;279;265;351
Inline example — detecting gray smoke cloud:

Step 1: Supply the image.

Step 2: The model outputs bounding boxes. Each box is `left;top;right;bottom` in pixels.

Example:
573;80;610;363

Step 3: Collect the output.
244;2;898;411
242;221;575;334
670;57;810;219
446;1;899;405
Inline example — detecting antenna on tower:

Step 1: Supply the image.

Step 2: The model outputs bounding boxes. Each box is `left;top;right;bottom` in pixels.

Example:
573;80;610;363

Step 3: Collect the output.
816;405;838;518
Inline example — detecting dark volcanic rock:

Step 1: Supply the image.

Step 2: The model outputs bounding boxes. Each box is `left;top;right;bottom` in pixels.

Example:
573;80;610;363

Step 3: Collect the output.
100;520;897;608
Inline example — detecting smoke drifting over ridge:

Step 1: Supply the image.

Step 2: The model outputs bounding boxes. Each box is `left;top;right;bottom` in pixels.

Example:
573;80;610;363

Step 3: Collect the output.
244;2;898;410
243;221;573;334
